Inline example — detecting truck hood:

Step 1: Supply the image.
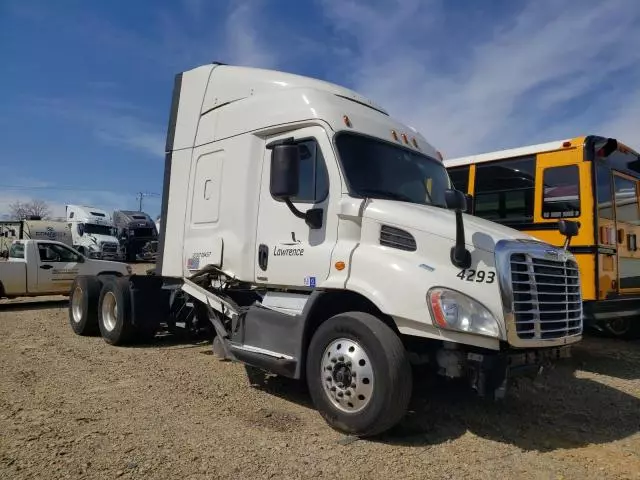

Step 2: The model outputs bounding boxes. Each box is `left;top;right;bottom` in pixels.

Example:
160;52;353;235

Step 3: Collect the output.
362;199;537;253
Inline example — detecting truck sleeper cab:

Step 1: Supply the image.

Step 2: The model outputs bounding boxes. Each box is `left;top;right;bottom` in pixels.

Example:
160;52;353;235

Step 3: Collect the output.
66;205;122;261
445;136;640;339
112;210;158;262
68;63;583;437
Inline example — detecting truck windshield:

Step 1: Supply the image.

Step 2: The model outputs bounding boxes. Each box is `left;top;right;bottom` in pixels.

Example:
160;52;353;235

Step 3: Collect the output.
83;224;115;236
335;133;450;207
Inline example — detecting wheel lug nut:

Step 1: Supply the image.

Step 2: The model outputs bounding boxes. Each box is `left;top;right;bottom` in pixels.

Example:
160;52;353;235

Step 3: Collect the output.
346;361;352;367
330;386;336;392
345;390;352;396
338;356;344;362
337;392;343;397
326;365;332;371
326;376;332;381
351;383;356;388
331;358;337;363
337;383;343;389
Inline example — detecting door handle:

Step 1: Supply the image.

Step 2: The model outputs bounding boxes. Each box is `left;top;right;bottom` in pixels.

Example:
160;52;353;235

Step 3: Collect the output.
258;244;269;271
39;264;53;270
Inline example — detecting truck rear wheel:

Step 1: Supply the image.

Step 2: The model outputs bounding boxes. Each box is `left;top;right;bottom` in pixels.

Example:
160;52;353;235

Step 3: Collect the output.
98;277;134;345
68;276;102;336
306;312;412;437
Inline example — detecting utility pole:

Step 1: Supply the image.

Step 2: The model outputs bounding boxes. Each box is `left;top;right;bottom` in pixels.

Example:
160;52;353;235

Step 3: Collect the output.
135;192;160;212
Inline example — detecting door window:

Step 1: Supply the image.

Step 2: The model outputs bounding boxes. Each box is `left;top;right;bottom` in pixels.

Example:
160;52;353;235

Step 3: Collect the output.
596;164;614;220
613;176;639;225
279;139;329;204
38;243;82;262
541;165;580;219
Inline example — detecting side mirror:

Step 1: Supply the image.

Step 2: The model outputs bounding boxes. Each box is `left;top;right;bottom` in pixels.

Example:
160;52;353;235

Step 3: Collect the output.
444;189;467;212
558;220;579;238
558;220;580;249
270;144;300;199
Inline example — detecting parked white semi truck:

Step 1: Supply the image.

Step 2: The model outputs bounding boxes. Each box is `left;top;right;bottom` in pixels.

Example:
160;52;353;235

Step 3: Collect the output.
68;63;583;436
66;205;122;261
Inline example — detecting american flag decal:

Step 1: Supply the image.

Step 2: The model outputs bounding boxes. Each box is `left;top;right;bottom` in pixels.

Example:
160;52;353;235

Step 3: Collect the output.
186;256;200;270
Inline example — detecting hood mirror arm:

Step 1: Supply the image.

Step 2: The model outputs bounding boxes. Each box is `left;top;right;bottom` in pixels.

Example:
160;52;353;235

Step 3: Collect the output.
445;189;472;269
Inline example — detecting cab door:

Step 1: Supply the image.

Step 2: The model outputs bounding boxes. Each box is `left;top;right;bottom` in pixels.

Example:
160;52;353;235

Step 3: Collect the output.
612;172;640;293
255;127;339;288
35;242;81;294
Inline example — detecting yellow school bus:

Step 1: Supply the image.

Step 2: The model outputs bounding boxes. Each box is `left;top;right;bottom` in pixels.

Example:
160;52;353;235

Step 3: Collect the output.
444;135;640;339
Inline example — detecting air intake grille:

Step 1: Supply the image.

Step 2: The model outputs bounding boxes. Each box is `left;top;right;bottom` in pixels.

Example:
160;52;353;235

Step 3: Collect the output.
510;253;582;340
380;226;416;252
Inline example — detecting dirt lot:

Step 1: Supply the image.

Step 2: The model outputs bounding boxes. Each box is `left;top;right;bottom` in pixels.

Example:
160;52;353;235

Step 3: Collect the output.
1;269;639;479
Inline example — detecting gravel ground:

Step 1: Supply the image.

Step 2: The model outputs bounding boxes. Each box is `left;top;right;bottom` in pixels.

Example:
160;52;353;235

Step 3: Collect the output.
1;267;639;479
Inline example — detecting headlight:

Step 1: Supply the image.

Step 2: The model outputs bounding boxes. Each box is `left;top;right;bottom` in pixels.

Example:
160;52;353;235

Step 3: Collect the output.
428;287;501;338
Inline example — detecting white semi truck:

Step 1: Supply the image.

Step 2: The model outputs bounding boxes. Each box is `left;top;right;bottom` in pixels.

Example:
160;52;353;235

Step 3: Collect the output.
68;63;583;436
66;205;122;261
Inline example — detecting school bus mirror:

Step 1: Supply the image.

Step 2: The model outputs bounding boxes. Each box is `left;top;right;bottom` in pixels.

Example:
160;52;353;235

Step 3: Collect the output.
558;220;579;238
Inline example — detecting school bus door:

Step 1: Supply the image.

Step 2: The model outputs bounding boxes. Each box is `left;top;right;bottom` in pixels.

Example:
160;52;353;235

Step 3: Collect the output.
612;171;640;294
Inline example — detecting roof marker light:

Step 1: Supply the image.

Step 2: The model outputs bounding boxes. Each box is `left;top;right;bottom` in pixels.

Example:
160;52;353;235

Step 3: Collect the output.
401;133;409;144
562;141;572;148
391;130;399;141
343;115;352;128
411;137;419;148
436;150;444;161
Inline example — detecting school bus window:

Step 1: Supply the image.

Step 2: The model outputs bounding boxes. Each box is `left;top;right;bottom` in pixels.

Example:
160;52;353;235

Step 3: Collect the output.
613;176;640;225
541;165;580;219
474;156;535;225
596;164;614;220
448;166;469;192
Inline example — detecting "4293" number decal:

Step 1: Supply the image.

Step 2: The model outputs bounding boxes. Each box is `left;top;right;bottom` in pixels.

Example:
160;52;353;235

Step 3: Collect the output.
456;269;495;283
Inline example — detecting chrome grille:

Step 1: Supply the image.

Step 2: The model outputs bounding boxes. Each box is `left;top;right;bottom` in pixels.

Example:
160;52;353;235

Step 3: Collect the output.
510;252;582;340
101;242;118;254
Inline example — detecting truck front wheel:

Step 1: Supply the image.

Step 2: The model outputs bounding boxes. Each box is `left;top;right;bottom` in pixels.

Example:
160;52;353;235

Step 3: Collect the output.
98;277;134;345
68;276;102;336
306;312;412;437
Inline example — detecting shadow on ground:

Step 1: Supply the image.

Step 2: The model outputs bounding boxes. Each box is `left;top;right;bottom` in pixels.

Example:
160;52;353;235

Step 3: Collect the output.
239;349;640;452
0;299;68;312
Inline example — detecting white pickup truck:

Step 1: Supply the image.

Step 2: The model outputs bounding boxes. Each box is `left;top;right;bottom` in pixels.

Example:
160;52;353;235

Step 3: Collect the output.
0;239;131;299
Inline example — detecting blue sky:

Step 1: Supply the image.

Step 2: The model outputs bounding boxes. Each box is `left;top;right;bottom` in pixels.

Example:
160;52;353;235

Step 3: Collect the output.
1;0;639;220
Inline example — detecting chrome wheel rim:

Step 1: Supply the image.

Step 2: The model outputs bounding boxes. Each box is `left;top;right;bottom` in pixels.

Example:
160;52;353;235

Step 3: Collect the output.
71;286;83;323
101;292;118;332
320;338;374;413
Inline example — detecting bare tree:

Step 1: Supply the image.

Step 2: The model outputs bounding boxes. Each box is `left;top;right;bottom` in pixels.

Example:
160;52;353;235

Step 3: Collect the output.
8;199;52;220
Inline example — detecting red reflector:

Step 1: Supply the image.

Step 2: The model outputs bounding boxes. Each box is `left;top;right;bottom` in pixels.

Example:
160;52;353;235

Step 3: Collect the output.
562;141;571;148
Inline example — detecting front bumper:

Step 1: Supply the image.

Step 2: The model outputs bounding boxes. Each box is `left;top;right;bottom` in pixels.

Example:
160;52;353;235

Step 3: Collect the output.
465;345;572;399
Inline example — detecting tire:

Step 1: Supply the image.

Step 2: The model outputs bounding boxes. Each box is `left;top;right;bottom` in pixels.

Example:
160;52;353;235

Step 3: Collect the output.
68;276;102;336
604;317;640;340
306;312;412;437
98;276;134;345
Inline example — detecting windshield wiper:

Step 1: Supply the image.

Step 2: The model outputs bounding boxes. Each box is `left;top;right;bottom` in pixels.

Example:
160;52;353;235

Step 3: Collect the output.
357;188;416;203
